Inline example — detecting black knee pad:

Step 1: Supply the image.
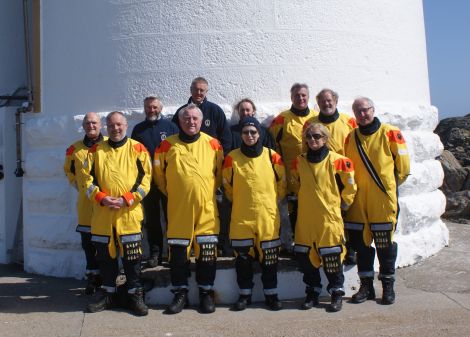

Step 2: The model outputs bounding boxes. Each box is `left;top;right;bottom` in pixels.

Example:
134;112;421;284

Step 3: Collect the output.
370;222;393;249
344;223;365;250
122;240;142;263
198;243;217;264
318;246;343;274
261;247;279;267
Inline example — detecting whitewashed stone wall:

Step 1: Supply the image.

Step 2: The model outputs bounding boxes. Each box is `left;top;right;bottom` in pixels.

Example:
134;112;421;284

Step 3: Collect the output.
17;0;449;278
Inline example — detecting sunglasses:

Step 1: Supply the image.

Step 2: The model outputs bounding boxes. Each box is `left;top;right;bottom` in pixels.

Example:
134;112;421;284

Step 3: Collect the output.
305;133;324;140
242;130;258;136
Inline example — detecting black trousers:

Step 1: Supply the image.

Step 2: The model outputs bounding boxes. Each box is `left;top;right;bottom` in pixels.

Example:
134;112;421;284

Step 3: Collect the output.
80;232;99;272
235;252;277;291
142;184;168;259
169;245;216;288
94;242;142;291
297;253;344;293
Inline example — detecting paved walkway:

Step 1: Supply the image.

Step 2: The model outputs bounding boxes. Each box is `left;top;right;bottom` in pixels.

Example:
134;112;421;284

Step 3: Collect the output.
1;221;469;337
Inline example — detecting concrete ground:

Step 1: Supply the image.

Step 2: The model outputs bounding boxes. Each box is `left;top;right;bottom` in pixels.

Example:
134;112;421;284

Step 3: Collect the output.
1;221;469;337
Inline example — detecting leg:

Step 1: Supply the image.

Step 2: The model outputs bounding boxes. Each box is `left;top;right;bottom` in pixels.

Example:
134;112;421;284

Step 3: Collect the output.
232;247;254;311
195;240;217;314
261;245;282;311
296;251;321;309
166;245;190;314
142;185;163;267
80;232;101;294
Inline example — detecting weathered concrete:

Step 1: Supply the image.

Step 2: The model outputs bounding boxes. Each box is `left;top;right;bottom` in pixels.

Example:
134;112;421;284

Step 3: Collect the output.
0;221;469;337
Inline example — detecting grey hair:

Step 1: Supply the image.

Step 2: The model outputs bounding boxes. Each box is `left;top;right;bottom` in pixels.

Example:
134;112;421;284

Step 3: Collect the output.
352;97;375;111
178;103;203;119
82;112;101;126
106;111;127;124
316;88;339;103
290;83;309;95
143;96;163;108
190;77;209;90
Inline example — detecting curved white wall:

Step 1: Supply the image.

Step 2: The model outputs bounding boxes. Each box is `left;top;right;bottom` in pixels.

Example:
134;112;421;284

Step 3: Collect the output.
19;0;448;277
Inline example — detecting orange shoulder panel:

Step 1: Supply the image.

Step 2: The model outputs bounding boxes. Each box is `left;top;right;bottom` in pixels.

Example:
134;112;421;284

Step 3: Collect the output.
271;152;284;166
387;130;406;144
65;145;75;156
209;138;222;151
89;143;99;153
270;115;285;128
133;142;150;154
348;118;358;128
334;158;354;173
156;140;172;154
223;155;233;169
290;157;299;170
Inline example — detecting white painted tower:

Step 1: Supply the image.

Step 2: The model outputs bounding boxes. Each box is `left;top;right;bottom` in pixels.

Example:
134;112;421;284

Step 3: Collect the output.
1;0;447;287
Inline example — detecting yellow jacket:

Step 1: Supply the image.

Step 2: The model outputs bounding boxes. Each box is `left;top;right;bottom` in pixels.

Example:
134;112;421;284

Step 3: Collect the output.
291;150;357;267
222;148;286;243
304;113;357;155
344;122;410;242
64;136;107;228
81;138;152;246
269;108;318;193
153;133;223;243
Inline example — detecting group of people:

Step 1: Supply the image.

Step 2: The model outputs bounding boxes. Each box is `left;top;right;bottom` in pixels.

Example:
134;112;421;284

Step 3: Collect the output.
64;77;410;316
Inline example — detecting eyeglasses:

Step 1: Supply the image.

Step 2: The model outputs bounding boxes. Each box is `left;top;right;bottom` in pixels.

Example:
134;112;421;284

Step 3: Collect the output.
305;133;324;140
242;130;258;136
356;106;373;114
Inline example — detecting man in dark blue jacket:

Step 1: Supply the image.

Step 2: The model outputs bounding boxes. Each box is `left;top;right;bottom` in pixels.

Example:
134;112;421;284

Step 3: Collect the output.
132;96;179;267
172;77;231;155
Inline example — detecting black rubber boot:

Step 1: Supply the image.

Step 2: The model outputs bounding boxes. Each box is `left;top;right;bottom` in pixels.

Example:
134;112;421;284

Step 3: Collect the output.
87;291;118;313
84;274;102;295
328;291;343;312
301;291;319;310
166;288;188;314
199;289;216;314
352;278;376;303
381;279;395;305
232;294;252;311
265;294;283;311
128;288;148;316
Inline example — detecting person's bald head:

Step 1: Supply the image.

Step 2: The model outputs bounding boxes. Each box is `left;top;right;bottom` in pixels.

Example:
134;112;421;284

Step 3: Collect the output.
82;112;101;140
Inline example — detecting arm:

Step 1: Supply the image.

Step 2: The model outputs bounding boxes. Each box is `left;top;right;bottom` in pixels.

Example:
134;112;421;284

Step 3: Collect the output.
222;155;234;202
387;128;410;185
81;144;107;205
210;138;224;189
153;140;171;196
334;157;357;210
121;143;152;207
64;145;77;189
289;157;300;196
271;151;287;201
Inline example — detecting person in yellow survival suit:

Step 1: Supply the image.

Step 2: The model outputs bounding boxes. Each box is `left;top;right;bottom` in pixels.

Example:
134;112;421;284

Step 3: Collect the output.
153;104;223;315
344;97;410;305
292;123;356;312
222;117;286;311
82;111;152;316
303;88;358;265
269;83;318;235
64;112;106;295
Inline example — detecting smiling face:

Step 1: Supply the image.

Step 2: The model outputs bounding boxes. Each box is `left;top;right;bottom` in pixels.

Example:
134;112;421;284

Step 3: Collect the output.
144;98;162;121
106;112;128;142
179;107;202;136
190;81;208;105
241;125;260;146
82;112;101;140
317;91;338;116
305;126;327;151
291;87;309;110
353;98;375;126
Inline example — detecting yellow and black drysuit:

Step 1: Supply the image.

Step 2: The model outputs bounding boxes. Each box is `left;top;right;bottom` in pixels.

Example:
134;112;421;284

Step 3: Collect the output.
344;118;410;282
222;145;286;296
64;134;105;276
268;106;318;231
82;137;151;293
303;110;357;155
291;146;356;296
153;132;223;290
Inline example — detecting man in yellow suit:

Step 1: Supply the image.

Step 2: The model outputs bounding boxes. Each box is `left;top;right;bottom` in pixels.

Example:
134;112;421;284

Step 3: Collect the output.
82;111;152;316
344;97;410;305
269;83;318;234
154;104;223;314
64;112;105;294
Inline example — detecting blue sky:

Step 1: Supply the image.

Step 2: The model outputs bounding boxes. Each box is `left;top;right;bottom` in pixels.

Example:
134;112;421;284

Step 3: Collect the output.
423;0;470;119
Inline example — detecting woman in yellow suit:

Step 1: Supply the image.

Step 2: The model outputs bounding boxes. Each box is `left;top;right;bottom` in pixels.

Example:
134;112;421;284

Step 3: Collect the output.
292;123;356;312
223;117;286;311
